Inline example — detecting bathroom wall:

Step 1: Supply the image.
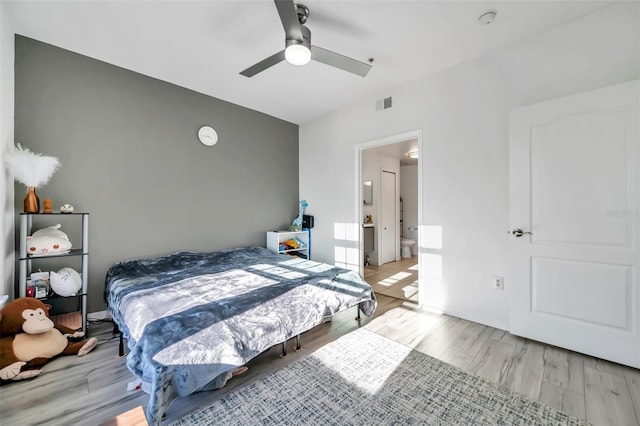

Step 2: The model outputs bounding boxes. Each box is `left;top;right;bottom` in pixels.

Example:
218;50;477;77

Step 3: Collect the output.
362;150;377;224
362;150;377;265
362;149;400;266
400;164;418;254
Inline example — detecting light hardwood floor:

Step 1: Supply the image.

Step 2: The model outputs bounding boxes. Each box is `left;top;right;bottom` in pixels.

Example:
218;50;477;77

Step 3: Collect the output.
1;293;638;425
366;256;419;302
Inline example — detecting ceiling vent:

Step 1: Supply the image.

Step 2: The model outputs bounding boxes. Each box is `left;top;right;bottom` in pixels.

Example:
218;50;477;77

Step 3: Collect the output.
376;96;392;111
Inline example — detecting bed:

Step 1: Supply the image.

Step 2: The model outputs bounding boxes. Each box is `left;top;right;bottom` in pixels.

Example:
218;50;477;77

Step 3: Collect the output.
104;246;376;425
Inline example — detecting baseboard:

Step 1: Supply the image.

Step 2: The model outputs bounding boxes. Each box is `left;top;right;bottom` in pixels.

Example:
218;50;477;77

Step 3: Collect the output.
420;302;508;332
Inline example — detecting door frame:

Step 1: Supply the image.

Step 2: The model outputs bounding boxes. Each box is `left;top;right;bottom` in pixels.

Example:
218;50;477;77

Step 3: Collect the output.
355;129;424;306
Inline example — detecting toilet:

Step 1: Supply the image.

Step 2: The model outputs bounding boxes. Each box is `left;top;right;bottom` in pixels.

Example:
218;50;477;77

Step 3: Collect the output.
400;238;416;259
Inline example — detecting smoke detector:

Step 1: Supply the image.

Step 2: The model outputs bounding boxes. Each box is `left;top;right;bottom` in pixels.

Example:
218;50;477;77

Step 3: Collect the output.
478;9;497;25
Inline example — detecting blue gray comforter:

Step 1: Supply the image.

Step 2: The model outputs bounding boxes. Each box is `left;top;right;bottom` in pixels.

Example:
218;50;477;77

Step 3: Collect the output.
104;247;376;425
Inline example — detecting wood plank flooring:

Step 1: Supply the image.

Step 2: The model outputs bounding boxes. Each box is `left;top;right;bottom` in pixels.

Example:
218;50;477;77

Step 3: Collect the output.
365;256;419;302
1;292;638;425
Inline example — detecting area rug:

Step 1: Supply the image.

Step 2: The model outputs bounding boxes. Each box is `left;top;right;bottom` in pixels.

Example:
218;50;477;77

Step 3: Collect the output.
169;328;586;425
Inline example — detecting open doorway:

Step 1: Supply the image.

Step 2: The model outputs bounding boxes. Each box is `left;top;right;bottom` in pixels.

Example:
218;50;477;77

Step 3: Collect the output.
356;130;422;304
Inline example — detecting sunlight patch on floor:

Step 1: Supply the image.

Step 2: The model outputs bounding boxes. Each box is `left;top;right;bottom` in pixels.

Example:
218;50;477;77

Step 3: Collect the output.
366;305;447;348
377;271;412;286
312;333;412;395
367;257;420;303
402;283;419;299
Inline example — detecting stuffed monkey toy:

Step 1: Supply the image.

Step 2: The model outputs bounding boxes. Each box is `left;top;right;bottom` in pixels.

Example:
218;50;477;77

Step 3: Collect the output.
0;297;97;381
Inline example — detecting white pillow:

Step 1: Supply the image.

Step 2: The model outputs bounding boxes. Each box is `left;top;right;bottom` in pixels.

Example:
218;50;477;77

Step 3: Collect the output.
26;224;72;256
50;267;82;297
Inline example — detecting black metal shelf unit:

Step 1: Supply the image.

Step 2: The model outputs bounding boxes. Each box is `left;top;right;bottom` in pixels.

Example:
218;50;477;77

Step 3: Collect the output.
18;212;89;334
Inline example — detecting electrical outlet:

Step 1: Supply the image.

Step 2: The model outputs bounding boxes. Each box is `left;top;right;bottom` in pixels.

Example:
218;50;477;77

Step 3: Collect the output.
493;276;504;290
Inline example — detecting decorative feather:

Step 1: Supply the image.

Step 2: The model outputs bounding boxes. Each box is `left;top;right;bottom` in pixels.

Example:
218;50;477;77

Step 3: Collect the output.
3;143;61;188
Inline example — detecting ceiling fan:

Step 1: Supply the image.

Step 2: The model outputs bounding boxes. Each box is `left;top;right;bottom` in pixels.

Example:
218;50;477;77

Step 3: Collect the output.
240;0;372;78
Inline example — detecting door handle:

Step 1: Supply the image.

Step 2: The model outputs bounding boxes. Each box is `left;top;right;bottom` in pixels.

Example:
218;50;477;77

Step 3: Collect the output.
511;228;532;237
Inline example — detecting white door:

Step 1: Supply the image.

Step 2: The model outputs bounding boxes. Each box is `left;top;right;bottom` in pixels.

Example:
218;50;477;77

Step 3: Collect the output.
380;170;396;264
509;80;639;368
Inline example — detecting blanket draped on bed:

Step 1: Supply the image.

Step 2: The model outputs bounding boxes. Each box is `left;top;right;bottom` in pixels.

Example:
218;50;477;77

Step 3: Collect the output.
105;247;376;425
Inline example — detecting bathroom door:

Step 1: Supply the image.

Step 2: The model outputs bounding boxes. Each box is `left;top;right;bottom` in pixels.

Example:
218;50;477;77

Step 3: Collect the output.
380;170;396;264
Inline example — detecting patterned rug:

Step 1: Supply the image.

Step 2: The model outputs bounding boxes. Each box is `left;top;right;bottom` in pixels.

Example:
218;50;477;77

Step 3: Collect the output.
170;328;586;425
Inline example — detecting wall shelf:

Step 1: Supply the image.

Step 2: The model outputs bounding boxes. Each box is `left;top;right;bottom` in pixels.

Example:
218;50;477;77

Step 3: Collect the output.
266;230;310;259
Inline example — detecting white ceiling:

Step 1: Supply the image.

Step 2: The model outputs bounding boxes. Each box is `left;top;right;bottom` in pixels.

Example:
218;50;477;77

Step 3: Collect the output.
5;0;612;124
365;138;419;166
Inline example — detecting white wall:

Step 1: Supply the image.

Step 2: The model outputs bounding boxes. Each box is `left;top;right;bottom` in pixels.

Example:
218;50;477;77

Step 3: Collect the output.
299;2;640;330
0;3;15;300
400;164;418;251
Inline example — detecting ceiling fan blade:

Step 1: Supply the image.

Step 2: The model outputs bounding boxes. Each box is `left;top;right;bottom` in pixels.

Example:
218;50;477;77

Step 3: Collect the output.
240;50;286;77
274;0;303;41
311;46;371;77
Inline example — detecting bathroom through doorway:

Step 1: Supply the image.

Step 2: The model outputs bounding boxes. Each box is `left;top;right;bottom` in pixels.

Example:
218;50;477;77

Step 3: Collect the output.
356;130;422;304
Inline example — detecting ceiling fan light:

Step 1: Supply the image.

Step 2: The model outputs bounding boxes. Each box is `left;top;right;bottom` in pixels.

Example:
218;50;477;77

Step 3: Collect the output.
285;44;311;66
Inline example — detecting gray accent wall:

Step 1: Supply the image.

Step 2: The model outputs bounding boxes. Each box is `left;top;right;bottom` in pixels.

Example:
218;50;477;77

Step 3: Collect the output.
14;36;299;312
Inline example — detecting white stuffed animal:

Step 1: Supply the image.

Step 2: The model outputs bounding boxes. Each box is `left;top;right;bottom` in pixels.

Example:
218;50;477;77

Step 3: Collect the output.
50;267;82;296
26;224;72;256
60;204;74;213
